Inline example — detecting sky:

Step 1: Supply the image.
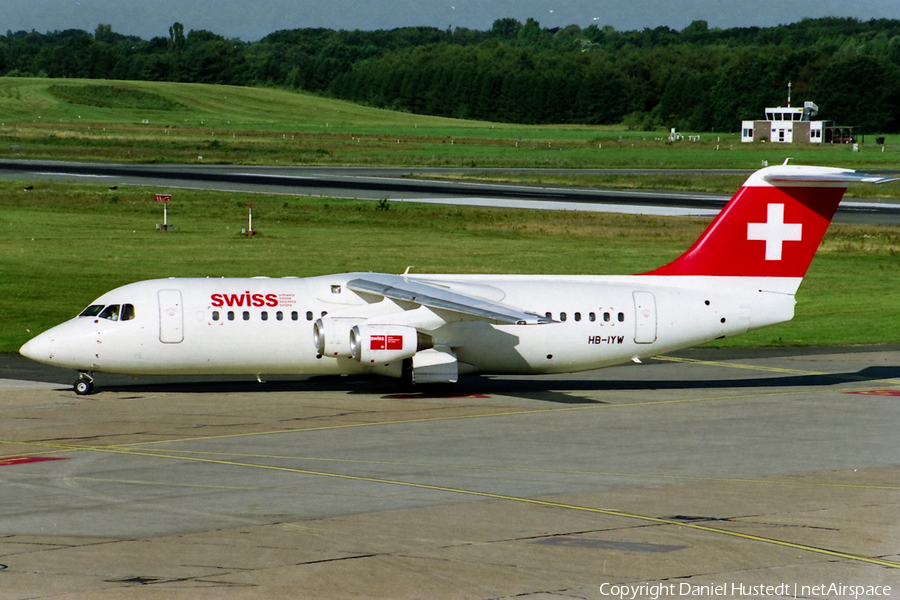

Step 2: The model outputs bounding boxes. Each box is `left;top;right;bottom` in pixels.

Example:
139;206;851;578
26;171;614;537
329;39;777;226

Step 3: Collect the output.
4;0;898;41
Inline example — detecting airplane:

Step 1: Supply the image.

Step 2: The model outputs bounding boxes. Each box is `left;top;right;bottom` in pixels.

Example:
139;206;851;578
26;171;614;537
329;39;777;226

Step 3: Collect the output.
19;164;894;395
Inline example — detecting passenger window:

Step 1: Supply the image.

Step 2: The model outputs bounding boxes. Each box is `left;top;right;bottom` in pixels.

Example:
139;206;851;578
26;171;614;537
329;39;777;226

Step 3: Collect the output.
293;311;300;321
98;305;120;321
276;311;283;321
589;312;596;322
618;312;625;322
212;311;220;321
545;312;552;319
261;311;268;321
79;305;104;317
228;311;235;321
560;312;567;322
306;311;313;321
603;312;611;322
243;311;250;321
121;304;135;321
574;312;582;322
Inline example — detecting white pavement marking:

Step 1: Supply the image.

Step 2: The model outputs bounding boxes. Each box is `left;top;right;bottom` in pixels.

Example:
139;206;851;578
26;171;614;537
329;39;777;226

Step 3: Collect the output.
394;197;720;216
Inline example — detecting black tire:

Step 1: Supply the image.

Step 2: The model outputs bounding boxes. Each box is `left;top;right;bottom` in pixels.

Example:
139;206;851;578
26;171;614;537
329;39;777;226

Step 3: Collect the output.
74;379;93;395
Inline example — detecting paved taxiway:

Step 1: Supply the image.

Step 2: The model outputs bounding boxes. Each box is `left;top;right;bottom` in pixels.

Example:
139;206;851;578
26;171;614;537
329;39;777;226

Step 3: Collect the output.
1;347;898;599
3;159;900;223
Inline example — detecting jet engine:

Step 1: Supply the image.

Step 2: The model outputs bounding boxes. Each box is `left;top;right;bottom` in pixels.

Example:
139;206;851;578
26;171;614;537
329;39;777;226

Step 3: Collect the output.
349;324;432;364
313;317;365;357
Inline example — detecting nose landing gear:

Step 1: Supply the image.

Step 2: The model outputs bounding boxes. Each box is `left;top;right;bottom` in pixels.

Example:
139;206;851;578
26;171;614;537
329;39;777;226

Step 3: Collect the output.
74;372;94;395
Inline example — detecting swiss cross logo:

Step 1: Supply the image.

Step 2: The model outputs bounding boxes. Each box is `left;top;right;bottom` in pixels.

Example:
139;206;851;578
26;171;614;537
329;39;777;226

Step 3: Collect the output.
370;335;404;351
747;203;803;261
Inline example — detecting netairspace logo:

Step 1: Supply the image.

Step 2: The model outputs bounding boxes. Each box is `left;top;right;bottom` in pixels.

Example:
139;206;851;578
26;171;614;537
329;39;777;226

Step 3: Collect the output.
598;582;892;599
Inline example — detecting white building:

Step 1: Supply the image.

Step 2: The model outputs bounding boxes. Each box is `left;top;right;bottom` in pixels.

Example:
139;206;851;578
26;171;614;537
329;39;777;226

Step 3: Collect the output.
741;101;853;144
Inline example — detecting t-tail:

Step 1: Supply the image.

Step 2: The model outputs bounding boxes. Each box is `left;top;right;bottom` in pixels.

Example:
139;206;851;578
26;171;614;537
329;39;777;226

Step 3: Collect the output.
644;165;895;282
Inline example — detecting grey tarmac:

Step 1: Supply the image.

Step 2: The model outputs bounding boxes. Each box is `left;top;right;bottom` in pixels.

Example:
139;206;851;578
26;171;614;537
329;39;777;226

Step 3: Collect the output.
0;346;898;599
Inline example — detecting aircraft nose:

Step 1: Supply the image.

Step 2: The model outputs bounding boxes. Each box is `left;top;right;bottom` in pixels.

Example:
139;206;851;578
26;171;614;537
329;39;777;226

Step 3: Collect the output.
20;332;53;363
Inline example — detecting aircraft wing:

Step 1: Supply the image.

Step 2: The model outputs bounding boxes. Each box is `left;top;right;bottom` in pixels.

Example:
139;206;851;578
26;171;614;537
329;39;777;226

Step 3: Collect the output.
346;273;553;325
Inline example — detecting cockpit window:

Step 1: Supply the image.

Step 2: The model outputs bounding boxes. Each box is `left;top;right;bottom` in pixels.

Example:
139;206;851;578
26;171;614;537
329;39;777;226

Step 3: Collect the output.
121;304;135;321
98;305;121;321
79;305;105;317
80;304;136;321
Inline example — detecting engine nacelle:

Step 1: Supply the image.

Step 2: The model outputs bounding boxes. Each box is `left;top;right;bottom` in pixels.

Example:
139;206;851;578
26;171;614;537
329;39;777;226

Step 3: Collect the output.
350;324;428;364
313;318;365;357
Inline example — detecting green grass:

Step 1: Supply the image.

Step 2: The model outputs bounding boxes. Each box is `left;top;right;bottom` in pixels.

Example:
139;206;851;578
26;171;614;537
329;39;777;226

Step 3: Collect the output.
3;180;900;354
0;78;492;130
2;77;900;180
3;78;900;355
47;84;190;111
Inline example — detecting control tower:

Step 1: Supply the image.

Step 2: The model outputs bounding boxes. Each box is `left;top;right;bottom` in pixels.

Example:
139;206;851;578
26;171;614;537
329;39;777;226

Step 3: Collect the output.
741;88;853;144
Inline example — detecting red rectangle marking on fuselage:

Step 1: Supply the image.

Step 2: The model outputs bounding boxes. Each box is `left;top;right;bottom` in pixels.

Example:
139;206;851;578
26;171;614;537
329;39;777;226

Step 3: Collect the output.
370;335;386;350
386;335;403;350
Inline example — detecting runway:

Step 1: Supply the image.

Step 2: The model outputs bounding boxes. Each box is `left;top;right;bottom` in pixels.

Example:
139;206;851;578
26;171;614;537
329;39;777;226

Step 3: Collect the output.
3;159;900;222
1;347;898;598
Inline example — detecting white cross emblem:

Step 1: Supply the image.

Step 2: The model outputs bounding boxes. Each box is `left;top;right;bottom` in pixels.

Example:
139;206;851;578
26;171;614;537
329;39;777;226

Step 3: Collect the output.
747;203;802;261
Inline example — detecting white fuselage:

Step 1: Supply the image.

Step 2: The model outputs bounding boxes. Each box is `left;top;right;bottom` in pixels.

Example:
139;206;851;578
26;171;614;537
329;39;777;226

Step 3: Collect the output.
24;164;888;388
22;273;798;378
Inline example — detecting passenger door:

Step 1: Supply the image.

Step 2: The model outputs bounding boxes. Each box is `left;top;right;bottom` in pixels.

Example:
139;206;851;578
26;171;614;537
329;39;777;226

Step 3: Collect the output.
158;290;184;343
633;291;657;344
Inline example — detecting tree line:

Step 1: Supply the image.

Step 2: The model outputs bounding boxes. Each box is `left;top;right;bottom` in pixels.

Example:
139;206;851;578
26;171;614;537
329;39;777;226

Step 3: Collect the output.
3;17;900;132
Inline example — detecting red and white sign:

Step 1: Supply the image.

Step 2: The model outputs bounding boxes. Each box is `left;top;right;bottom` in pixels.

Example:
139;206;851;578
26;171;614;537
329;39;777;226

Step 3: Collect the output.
370;335;404;351
154;194;172;203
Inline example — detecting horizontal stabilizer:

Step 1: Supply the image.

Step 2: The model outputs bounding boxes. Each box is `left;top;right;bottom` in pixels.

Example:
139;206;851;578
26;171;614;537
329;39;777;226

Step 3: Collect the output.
749;166;897;186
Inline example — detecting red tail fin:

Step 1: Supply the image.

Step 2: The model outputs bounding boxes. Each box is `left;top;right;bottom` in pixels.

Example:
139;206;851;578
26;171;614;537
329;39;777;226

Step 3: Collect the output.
644;166;892;278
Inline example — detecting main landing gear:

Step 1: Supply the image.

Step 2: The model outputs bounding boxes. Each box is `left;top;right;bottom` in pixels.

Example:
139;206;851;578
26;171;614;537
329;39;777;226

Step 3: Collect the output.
74;372;94;395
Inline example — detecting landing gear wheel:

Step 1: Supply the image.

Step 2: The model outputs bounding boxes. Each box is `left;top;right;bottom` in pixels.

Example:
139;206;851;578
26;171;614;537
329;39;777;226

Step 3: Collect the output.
74;373;94;395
